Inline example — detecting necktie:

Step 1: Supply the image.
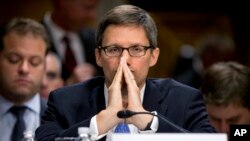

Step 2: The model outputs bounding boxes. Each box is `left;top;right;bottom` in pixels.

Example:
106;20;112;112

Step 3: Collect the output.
114;123;130;133
10;106;26;141
62;36;77;79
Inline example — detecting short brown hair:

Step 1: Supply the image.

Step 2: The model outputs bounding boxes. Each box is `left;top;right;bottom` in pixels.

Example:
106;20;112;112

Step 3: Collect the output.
0;18;50;53
201;61;250;110
96;5;158;48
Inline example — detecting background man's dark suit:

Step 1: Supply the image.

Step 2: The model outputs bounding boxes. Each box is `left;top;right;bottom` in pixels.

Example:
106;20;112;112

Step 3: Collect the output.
36;77;215;141
42;21;102;80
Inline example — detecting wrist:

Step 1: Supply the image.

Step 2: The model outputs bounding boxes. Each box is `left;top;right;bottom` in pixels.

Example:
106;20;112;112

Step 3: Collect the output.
143;118;153;130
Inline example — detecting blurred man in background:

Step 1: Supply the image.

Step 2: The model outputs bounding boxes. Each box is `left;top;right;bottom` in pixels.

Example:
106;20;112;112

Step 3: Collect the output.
0;18;48;141
201;61;250;136
173;34;236;88
40;51;64;99
42;0;102;85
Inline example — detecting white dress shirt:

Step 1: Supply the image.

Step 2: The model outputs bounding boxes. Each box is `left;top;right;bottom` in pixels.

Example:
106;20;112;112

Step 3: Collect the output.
88;84;159;141
0;94;41;141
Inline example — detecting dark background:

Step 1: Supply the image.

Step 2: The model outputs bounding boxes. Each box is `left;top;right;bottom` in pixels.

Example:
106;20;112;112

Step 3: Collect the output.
1;0;250;78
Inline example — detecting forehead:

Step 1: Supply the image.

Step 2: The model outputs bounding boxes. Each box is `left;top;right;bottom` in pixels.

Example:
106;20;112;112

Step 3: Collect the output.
46;54;60;70
102;24;149;45
3;32;47;54
207;104;250;118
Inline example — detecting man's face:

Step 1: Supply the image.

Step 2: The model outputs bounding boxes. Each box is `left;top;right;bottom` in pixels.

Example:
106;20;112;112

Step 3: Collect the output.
40;54;63;99
0;32;46;104
95;25;159;89
206;104;250;135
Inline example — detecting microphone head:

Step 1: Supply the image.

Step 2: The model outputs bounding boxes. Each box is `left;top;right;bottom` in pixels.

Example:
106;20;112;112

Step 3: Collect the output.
117;110;135;118
117;110;127;118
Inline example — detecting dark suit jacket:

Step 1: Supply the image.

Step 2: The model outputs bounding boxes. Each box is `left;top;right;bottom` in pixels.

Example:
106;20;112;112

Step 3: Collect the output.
42;21;103;80
35;77;215;141
40;97;47;117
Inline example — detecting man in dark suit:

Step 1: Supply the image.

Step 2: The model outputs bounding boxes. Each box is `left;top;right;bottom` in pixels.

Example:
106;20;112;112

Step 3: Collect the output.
201;61;250;137
36;4;215;141
0;18;48;141
42;0;102;85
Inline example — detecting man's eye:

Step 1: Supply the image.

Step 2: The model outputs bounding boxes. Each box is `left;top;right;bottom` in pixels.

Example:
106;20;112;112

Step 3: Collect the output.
107;47;120;53
46;72;58;80
7;54;20;64
30;57;42;67
227;117;239;124
131;46;143;52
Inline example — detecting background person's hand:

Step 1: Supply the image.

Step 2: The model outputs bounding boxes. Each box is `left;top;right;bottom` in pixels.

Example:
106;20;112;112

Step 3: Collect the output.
66;63;96;85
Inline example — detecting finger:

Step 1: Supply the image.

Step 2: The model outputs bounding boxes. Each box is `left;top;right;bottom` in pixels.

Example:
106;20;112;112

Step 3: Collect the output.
122;60;137;87
112;57;124;87
107;58;124;108
122;60;142;110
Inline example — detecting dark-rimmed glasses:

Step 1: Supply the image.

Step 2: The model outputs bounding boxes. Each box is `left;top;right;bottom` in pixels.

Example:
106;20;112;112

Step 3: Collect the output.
98;45;154;57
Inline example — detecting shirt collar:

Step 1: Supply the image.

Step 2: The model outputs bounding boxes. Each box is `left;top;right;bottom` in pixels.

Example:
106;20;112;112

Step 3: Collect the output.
0;94;41;116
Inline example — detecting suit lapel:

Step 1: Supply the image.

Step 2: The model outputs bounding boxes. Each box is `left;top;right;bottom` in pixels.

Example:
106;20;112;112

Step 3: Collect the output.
143;79;168;115
89;78;106;115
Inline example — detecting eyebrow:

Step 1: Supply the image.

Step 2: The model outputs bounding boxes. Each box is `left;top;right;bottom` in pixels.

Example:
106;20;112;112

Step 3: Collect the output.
209;114;240;122
102;43;148;47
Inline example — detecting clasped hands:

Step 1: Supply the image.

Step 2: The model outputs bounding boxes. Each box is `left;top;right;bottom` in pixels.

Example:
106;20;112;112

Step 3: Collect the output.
96;57;153;134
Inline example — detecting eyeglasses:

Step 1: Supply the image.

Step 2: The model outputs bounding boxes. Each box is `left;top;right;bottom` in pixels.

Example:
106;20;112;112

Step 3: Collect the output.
98;45;154;57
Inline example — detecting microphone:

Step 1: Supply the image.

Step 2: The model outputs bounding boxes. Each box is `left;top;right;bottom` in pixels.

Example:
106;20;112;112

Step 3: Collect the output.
117;110;188;133
117;110;155;118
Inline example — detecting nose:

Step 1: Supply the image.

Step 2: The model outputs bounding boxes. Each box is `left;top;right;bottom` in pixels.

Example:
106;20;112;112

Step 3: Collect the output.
18;60;29;74
219;121;229;134
121;49;133;67
120;49;130;60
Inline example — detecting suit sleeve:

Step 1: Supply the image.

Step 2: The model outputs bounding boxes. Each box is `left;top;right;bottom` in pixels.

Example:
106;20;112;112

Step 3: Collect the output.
157;87;216;133
35;91;92;141
183;90;216;132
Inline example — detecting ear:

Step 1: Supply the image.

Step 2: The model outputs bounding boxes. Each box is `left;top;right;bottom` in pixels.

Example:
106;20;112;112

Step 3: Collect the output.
95;48;103;67
149;47;160;67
